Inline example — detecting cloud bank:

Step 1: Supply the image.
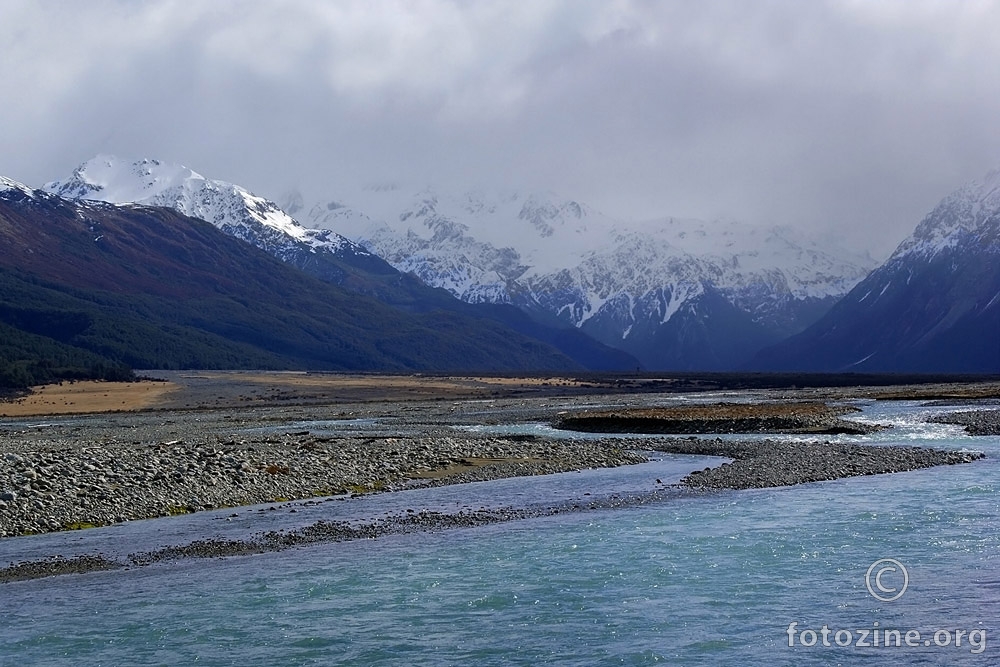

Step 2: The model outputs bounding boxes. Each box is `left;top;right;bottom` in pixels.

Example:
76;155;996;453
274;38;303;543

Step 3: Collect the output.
3;0;1000;256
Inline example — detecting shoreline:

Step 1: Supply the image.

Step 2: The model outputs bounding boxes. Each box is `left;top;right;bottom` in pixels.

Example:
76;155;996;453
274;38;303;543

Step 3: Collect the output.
0;434;984;583
928;408;1000;435
0;377;994;582
0;481;697;583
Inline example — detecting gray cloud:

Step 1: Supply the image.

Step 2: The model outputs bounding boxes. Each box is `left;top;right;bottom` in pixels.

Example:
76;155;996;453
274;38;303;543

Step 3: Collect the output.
2;0;1000;257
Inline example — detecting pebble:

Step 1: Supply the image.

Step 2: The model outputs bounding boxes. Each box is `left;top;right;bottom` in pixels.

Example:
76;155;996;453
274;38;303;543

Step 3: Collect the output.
0;397;988;539
928;409;1000;436
0;426;642;536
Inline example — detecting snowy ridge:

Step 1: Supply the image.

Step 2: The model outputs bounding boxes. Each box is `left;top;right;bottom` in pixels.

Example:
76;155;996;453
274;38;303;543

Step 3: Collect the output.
295;185;876;343
300;187;616;276
0;176;36;198
891;168;1000;260
754;167;1000;373
45;156;369;261
604;222;867;306
843;167;1000;310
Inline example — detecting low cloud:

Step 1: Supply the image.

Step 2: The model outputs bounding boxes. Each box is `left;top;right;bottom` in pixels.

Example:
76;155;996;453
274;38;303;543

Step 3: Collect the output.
3;0;999;257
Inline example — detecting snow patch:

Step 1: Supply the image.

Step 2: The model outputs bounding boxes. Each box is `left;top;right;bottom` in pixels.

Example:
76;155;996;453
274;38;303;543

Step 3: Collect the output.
0;176;36;198
293;184;876;338
846;351;877;368
45;155;367;261
985;291;1000;310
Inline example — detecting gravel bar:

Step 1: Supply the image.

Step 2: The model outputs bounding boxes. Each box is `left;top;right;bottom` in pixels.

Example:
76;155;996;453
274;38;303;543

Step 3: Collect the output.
0;391;990;581
650;438;985;490
928;409;1000;436
552;402;880;435
0;432;643;537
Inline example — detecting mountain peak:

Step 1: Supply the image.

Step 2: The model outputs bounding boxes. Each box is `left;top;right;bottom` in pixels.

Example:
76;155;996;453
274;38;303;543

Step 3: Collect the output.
753;166;1000;373
46;155;206;203
0;175;36;198
292;184;878;369
45;155;369;259
892;166;1000;260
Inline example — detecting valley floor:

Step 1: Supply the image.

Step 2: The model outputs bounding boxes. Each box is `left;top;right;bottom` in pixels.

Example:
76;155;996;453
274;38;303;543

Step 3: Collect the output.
0;372;996;581
4;370;1000;418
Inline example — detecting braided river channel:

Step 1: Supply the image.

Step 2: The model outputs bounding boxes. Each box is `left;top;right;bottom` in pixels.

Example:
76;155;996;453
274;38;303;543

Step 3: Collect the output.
1;399;997;665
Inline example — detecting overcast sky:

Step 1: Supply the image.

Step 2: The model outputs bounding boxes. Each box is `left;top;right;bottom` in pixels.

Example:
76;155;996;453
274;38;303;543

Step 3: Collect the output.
3;0;1000;258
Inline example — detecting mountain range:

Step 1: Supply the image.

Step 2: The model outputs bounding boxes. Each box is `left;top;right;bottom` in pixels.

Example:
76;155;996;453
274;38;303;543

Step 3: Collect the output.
289;185;877;369
0;177;619;387
43;156;635;372
46;156;884;371
2;154;996;380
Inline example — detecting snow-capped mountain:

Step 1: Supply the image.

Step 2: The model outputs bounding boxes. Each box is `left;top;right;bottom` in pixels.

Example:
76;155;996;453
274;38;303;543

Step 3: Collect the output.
891;168;1000;260
754;169;1000;372
41;158;638;371
44;156;381;287
1;176;599;374
294;186;876;369
1;175;37;199
294;186;618;304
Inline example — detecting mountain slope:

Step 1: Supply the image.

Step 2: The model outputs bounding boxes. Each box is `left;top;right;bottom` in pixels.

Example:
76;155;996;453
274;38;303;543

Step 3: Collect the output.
43;156;396;286
45;158;635;371
752;170;1000;372
0;178;586;379
296;186;876;369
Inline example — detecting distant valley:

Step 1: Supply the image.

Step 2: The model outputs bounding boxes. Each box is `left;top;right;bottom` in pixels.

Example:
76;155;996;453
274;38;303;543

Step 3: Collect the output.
0;156;997;388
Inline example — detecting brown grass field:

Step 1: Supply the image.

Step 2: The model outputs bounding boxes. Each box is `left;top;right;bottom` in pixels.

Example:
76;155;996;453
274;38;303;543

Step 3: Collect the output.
3;371;1000;418
0;372;596;417
0;381;178;417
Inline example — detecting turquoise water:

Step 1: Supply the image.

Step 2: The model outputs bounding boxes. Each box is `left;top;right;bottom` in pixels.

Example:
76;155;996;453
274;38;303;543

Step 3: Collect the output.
1;402;997;665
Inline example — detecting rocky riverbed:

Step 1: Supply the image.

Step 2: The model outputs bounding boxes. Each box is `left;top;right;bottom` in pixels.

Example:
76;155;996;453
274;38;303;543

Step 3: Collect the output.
0;394;989;538
552;402;879;435
0;383;993;582
928;408;1000;435
0;430;643;538
0;429;984;582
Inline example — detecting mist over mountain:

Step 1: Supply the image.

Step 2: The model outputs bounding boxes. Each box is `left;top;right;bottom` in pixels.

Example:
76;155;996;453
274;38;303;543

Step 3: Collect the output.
45;157;637;372
25;154;999;375
753;169;1000;372
1;177;605;385
292;185;876;370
